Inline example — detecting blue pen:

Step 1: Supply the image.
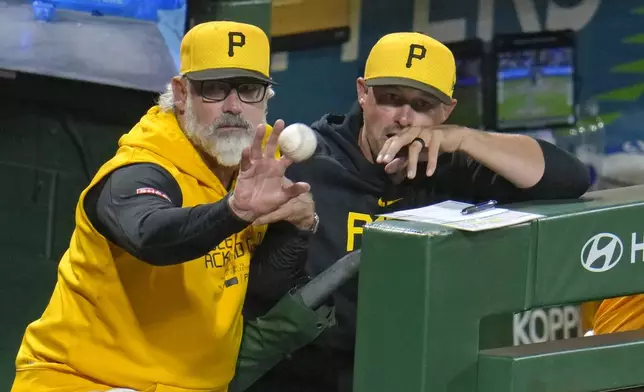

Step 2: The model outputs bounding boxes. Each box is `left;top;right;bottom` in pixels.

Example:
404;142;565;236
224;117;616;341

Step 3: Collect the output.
461;200;497;215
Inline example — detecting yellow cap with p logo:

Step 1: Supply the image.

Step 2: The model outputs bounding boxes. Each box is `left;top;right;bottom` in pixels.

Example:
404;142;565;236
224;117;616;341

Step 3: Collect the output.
364;32;455;104
179;21;273;84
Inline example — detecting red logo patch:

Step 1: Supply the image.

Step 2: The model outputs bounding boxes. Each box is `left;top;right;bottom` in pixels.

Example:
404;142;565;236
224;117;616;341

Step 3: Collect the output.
136;187;171;202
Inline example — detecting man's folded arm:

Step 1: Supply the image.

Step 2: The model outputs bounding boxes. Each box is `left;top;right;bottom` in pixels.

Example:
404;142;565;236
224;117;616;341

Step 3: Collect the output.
245;221;310;315
439;139;590;204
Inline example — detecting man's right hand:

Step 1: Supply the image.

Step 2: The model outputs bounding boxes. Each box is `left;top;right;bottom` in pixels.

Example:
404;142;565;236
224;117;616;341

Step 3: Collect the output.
252;180;316;230
228;119;311;222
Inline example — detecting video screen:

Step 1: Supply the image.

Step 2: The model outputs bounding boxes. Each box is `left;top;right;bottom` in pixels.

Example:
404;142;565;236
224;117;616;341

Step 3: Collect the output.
496;47;575;130
447;57;483;128
0;0;187;93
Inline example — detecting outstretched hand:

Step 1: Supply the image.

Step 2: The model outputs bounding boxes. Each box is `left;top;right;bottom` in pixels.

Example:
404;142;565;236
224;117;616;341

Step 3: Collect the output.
228;120;311;222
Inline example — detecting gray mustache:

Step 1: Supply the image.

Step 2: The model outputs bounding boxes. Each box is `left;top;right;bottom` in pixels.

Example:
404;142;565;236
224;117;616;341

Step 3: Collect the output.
214;114;252;130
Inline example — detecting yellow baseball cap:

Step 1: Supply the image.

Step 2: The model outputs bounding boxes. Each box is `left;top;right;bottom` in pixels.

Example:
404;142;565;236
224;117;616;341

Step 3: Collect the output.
364;32;456;104
180;21;273;84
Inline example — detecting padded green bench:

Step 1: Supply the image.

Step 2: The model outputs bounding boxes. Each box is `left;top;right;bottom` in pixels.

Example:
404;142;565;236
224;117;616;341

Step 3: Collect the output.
479;329;644;392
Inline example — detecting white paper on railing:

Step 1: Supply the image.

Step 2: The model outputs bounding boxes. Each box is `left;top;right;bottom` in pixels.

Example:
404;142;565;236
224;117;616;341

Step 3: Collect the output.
378;200;543;232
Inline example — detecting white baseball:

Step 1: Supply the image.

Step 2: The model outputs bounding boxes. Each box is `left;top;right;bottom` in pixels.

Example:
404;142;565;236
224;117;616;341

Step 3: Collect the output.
278;123;317;162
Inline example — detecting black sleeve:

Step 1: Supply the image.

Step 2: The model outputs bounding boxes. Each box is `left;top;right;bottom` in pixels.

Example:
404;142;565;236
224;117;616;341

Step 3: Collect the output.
432;139;591;204
245;221;310;315
84;163;249;266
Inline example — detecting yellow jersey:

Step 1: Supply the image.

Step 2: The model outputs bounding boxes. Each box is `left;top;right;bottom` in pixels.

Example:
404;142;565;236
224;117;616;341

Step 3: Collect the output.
594;295;644;334
12;106;267;392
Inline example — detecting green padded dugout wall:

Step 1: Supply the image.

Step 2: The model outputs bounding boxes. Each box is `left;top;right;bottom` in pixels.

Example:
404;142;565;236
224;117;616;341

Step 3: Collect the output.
354;185;644;392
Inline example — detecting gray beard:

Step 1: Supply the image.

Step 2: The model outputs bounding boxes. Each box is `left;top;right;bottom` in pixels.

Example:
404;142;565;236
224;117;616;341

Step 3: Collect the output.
182;96;258;167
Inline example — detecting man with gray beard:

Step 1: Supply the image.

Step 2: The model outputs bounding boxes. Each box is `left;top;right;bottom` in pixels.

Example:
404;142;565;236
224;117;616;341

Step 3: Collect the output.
11;21;318;392
182;97;260;168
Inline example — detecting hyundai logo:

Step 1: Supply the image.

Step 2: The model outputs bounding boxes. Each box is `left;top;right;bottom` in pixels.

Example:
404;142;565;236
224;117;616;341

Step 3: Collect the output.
581;233;624;272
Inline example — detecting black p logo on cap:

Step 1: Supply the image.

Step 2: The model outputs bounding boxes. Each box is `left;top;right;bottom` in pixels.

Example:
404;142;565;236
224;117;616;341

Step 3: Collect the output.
406;44;427;68
228;31;246;57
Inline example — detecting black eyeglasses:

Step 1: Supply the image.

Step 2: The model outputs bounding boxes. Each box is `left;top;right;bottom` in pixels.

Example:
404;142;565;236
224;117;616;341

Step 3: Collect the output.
200;80;268;104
